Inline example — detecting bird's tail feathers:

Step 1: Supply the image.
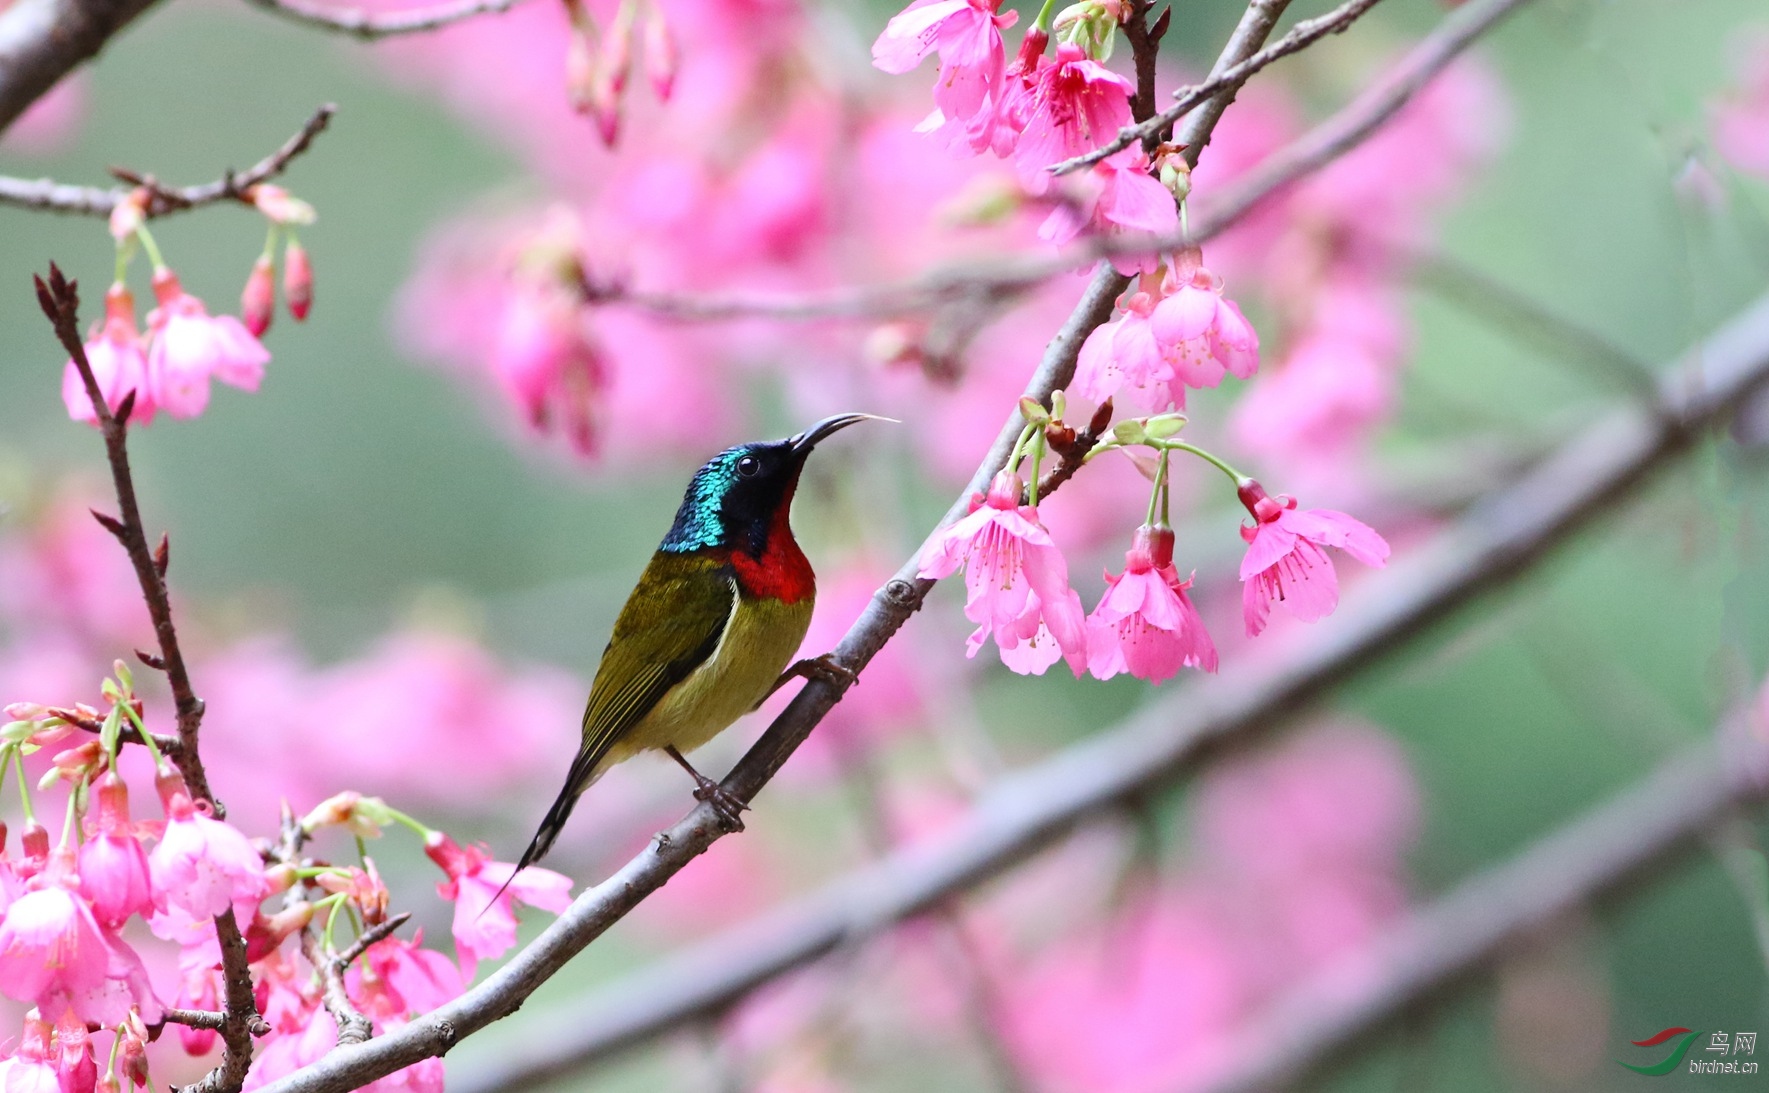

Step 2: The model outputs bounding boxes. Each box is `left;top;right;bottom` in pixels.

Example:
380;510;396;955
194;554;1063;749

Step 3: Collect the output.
480;753;605;919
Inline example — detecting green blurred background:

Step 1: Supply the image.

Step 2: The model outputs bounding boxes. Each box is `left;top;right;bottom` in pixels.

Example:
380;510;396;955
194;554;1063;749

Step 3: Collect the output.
4;0;1769;1088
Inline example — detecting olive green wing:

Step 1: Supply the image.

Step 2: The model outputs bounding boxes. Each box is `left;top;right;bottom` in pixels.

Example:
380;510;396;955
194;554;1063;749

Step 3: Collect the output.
517;551;735;869
579;551;736;775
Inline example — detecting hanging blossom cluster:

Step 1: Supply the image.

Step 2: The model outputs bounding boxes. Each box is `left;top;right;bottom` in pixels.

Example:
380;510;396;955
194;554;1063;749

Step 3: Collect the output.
60;185;315;427
873;0;1181;260
0;670;572;1093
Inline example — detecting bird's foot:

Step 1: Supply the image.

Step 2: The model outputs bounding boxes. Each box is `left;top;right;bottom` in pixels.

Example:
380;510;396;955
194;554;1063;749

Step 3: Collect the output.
759;654;858;707
693;781;749;833
666;745;747;832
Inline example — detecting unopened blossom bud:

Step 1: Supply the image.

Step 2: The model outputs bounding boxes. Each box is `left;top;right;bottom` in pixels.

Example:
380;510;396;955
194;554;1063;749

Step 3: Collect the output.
1082;396;1110;433
642;2;677;100
242;255;275;337
301;789;361;832
1145;412;1186;439
118;1011;151;1087
1012;24;1050;74
284;241;313;321
1112;419;1147;445
245;902;314;961
263;862;298;895
1018;397;1051;426
108;189;149;241
20;821;49;863
1156;148;1191;202
4;702;47;720
566;29;597;113
247;184;316;226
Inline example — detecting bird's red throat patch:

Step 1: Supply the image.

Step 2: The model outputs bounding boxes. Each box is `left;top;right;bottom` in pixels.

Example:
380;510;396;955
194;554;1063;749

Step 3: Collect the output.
730;497;814;604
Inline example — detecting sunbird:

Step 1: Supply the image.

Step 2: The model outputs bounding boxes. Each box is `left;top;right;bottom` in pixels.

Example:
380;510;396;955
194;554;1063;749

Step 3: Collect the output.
513;413;882;870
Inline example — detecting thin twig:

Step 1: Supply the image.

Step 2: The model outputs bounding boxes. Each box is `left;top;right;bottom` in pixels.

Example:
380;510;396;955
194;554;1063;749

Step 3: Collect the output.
436;286;1769;1093
303;928;374;1047
239;0;528;40
1049;0;1389;175
331;912;413;974
162;1009;230;1032
0;105;335;217
1192;730;1769;1093
247;5;1296;1089
33;267;261;1093
58;705;184;755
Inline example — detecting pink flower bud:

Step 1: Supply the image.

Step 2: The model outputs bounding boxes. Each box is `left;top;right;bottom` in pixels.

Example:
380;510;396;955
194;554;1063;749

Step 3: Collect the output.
4;702;47;720
79;772;155;928
247;184;316;225
284;241;313;321
642;5;677;100
108;189;148;241
242;255;275;337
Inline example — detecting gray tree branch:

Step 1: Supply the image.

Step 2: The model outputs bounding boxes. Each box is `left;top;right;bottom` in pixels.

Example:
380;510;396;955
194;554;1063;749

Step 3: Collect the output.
0;104;335;217
0;0;161;133
1193;728;1769;1093
442;285;1769;1093
246;4;1300;1089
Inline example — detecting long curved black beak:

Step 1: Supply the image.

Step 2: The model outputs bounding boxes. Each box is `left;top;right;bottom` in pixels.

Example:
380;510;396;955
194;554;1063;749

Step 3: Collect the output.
790;412;894;455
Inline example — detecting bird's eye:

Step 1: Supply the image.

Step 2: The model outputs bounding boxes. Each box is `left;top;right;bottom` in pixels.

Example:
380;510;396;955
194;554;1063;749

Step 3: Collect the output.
736;455;761;477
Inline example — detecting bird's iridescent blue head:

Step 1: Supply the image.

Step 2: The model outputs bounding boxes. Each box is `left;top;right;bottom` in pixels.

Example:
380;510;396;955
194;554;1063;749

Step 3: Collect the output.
660;414;883;554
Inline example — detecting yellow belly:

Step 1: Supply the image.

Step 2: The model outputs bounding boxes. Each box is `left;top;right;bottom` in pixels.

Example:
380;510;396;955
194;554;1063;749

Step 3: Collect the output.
606;592;813;765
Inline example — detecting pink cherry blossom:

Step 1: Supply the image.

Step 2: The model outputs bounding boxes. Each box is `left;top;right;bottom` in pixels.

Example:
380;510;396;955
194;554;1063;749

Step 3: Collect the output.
145;270;270;419
0;855;109;1011
77;772;156;928
1714;33;1769;177
347;933;466;1018
1087;525;1216;682
0;848;156;1026
1237;481;1389;637
148;770;268;920
1149;257;1259;390
0;1015;62;1093
1012;44;1132;192
426;832;572;977
917;470;1088;675
1038;147;1177;273
1073;291;1180;412
62;285;153;427
872;0;1016;128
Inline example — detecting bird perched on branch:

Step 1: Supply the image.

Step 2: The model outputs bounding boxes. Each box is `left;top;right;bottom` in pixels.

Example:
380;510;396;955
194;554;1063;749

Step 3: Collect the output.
513;413;884;870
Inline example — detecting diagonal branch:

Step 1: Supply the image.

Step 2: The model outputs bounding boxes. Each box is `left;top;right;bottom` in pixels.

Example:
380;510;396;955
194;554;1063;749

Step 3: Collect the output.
33;266;261;1093
0;104;334;217
238;0;530;40
1193;728;1769;1093
246;4;1298;1090
439;286;1769;1093
0;0;164;133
